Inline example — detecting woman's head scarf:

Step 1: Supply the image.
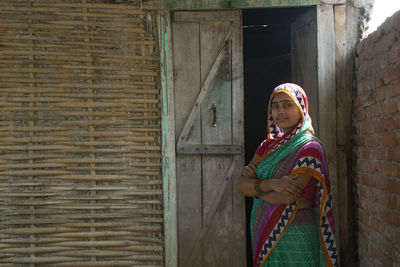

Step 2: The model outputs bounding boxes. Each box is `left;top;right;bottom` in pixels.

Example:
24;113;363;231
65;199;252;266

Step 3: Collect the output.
267;83;314;139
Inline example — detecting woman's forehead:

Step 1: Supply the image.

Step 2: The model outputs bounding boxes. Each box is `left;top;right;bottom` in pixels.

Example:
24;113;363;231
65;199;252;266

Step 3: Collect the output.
271;92;293;102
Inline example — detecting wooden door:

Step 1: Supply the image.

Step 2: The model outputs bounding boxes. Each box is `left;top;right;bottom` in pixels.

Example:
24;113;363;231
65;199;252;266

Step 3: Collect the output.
172;10;246;267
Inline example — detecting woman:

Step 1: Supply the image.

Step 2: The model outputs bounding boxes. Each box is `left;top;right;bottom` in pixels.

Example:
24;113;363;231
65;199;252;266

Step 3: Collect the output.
238;83;337;267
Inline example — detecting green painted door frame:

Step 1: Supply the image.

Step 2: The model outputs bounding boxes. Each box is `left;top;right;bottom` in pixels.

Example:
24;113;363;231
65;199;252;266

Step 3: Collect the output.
158;11;178;267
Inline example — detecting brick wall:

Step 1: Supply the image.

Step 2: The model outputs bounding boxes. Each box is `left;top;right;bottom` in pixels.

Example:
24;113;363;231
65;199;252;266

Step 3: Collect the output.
354;10;400;267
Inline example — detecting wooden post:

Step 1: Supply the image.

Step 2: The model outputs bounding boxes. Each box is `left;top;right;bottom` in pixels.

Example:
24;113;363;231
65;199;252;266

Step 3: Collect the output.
335;2;361;266
158;10;178;267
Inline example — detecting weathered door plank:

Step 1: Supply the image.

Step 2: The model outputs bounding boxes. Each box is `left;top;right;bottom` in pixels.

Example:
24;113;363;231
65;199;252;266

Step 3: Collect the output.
172;21;203;267
184;156;241;266
177;25;233;144
200;20;234;267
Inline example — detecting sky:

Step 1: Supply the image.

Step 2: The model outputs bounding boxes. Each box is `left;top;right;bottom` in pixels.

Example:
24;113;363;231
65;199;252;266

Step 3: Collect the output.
365;0;400;35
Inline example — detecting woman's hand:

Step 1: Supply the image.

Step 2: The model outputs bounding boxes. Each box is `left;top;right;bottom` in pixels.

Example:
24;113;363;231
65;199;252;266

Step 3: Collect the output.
242;162;257;178
271;175;303;197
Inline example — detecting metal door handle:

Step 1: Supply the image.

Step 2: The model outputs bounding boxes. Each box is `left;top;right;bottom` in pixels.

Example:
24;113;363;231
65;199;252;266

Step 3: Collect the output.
212;104;217;127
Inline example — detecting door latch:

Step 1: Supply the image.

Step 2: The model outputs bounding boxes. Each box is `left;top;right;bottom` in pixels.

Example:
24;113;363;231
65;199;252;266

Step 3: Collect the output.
212;103;217;127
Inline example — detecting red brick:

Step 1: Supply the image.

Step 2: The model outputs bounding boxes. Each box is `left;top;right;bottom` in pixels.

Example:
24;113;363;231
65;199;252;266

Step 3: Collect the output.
394;115;400;129
362;149;370;159
354;97;361;108
363;173;376;185
359;160;373;174
358;173;370;187
369;189;380;203
384;64;400;85
374;175;400;194
388;82;400;97
372;228;394;252
378;209;400;227
376;54;389;71
358;185;368;198
366;201;378;215
380;250;394;267
387;178;400;194
371;28;384;43
358;221;368;236
357;209;370;227
376;75;385;87
366;136;380;147
372;149;387;160
383;67;397;85
369;244;382;262
360;121;375;135
368;103;382;118
388;149;400;161
391;11;400;33
385;32;398;49
370;216;385;234
357;80;366;94
356;159;362;170
380;193;399;210
395;229;400;244
382;133;397;146
382;162;394;177
358;173;366;184
360;91;374;107
356;108;367;122
374;116;400;133
388;44;400;65
365;64;374;77
357;149;362;159
381;99;399;115
391;163;400;177
373;162;386;175
373;120;386;133
375;88;387;102
354;173;362;184
359;196;367;208
355;135;366;146
389;100;399;114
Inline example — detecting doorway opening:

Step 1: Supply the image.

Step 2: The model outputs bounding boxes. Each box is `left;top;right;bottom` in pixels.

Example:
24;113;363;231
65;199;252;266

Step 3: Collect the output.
243;7;311;266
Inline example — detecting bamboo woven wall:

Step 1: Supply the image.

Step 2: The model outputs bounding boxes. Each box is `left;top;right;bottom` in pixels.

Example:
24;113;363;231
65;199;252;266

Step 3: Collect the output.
0;0;163;266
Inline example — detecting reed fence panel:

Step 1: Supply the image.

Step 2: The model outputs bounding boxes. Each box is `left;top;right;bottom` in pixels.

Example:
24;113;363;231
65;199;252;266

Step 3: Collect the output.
0;0;163;266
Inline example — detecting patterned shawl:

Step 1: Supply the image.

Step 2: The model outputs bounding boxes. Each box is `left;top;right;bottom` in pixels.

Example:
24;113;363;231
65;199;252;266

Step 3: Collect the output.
251;83;337;267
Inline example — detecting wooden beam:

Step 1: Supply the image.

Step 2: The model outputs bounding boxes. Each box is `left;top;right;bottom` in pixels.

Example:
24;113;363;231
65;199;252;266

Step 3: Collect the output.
176;144;242;154
165;0;346;10
158;11;178;267
174;10;240;22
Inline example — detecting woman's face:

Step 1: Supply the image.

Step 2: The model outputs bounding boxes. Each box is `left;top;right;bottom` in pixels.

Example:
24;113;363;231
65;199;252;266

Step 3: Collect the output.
271;92;302;133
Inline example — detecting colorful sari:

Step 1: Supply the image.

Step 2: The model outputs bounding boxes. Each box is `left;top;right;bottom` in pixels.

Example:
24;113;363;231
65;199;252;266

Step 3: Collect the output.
250;83;337;267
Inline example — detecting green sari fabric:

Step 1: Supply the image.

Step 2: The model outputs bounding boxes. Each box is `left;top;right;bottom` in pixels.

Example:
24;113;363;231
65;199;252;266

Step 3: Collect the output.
266;222;325;267
250;117;313;240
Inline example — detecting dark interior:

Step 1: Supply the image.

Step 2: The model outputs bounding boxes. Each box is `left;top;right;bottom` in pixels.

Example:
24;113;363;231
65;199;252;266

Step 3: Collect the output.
242;7;311;266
